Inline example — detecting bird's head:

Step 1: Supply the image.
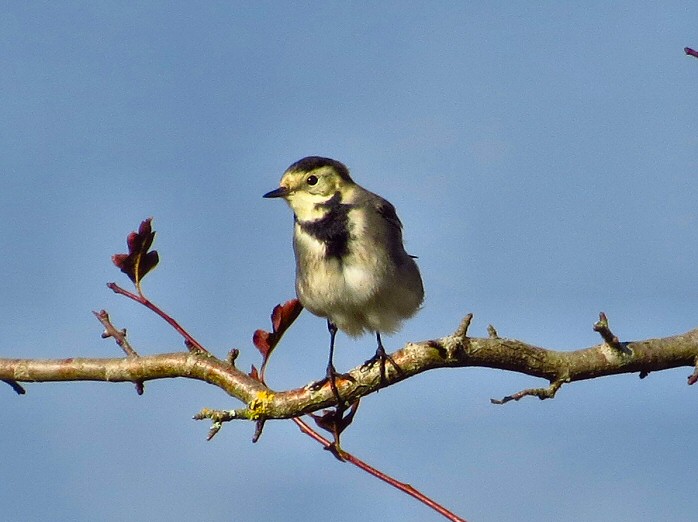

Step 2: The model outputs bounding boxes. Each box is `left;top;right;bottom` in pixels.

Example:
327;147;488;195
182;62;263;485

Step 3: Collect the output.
263;156;355;220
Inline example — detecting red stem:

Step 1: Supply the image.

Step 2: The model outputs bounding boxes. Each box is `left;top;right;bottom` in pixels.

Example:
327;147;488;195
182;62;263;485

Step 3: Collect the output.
291;417;467;522
107;283;209;354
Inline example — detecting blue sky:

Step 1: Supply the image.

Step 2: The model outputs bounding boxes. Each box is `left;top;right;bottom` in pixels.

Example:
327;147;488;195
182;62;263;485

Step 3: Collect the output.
2;3;697;521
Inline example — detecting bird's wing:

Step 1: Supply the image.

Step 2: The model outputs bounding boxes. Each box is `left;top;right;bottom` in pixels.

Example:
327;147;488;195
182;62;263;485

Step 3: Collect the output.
375;199;403;230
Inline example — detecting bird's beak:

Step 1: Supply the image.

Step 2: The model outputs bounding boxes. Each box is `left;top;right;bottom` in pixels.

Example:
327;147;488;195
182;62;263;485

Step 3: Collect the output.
263;186;290;199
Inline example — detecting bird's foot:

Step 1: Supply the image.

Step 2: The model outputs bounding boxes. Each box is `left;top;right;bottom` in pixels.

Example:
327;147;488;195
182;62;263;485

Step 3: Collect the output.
310;364;354;406
362;343;404;387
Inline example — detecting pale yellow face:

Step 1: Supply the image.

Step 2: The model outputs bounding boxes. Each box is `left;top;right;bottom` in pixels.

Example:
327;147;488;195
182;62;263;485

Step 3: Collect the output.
277;165;351;220
280;164;346;199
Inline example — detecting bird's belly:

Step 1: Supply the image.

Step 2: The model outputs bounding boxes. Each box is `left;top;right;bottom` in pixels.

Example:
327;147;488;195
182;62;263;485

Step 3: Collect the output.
298;258;375;308
296;256;410;336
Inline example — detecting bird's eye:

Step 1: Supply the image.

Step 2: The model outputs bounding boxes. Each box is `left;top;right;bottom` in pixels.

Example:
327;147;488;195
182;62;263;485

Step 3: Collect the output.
306;175;318;186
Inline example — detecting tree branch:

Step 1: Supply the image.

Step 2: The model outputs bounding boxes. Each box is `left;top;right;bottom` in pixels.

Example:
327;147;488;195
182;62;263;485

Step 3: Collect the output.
1;316;696;419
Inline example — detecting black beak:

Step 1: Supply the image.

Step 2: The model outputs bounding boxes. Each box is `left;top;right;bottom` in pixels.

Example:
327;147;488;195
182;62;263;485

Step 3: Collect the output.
263;186;290;199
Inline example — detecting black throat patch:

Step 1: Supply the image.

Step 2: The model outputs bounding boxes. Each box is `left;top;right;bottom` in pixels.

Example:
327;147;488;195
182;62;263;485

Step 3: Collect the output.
297;192;351;260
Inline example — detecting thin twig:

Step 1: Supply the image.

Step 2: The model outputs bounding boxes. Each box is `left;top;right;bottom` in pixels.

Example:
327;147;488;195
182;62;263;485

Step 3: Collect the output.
93;309;144;394
193;408;240;440
93;310;139;357
491;378;566;405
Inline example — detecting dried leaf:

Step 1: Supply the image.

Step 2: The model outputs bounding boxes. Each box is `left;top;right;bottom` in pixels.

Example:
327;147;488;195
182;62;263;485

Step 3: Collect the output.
310;401;360;437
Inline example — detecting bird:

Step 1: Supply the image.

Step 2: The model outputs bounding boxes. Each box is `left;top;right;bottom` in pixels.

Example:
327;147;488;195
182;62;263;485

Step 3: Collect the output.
263;156;424;401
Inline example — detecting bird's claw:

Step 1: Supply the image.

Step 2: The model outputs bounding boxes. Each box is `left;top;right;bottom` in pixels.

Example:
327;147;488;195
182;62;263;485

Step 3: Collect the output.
310;366;355;407
362;344;404;386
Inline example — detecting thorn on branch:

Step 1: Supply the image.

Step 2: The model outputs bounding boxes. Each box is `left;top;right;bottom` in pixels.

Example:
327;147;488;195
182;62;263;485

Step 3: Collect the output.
227;348;239;366
252;420;266;443
688;359;698;385
491;378;566;405
3;379;26;395
593;312;630;354
453;313;473;339
487;324;499;339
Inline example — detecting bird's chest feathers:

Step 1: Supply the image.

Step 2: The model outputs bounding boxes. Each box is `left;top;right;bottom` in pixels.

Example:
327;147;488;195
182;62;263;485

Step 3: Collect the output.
295;203;377;291
294;217;377;304
294;193;354;260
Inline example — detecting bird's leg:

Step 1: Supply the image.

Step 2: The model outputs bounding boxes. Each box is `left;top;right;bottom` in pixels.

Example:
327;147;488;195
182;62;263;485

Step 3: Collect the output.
310;320;354;399
326;320;343;405
364;332;404;386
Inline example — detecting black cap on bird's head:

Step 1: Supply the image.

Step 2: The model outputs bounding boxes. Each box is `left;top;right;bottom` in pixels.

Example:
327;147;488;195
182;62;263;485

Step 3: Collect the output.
284;156;353;183
263;156;354;199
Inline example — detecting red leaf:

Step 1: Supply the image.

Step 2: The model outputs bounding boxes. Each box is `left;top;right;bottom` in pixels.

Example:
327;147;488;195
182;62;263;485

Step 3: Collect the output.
271;299;304;335
249;365;260;381
112;218;159;287
112;253;129;269
252;329;272;358
253;299;303;383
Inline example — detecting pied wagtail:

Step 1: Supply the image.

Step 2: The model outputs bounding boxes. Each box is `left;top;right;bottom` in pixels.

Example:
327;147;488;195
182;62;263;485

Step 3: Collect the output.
264;156;424;401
